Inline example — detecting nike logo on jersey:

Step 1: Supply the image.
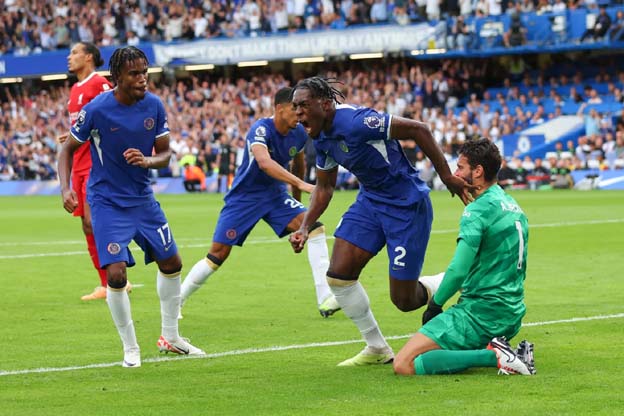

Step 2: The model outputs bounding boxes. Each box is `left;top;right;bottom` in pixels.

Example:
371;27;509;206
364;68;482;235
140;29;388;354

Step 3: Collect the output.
110;126;120;132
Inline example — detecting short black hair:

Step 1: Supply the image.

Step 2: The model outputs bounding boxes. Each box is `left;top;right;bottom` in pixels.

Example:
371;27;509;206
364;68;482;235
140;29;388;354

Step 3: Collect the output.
293;76;345;104
458;138;502;182
108;46;148;84
274;87;293;105
80;42;104;67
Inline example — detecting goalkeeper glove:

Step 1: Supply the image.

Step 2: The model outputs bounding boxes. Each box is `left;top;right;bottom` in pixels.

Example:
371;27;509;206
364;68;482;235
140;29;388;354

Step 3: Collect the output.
422;298;443;325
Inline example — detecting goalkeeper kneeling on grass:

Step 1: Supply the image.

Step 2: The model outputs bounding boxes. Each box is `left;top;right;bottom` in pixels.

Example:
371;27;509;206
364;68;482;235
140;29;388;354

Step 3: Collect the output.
394;139;536;376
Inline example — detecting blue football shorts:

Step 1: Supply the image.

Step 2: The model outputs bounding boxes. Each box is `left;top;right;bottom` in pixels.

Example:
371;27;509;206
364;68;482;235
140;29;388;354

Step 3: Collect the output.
90;199;178;268
334;192;433;280
213;191;306;246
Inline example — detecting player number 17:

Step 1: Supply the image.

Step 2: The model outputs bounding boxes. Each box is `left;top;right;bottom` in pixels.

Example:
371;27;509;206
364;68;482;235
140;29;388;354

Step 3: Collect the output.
156;223;172;246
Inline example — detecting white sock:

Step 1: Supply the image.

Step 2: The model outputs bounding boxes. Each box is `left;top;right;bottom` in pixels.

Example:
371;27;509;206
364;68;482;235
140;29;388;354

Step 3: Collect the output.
330;282;389;350
158;271;181;341
306;231;332;305
180;258;218;303
106;286;139;351
419;272;445;300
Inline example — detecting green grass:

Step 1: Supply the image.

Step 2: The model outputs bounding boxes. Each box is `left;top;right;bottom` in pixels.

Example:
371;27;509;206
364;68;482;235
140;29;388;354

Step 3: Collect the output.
1;190;623;415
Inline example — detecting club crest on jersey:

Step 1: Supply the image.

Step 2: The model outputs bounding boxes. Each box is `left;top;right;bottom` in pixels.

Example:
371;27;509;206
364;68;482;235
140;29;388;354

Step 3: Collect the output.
144;117;155;130
339;141;349;153
363;115;385;132
289;146;297;157
226;229;237;240
107;242;121;255
255;126;266;137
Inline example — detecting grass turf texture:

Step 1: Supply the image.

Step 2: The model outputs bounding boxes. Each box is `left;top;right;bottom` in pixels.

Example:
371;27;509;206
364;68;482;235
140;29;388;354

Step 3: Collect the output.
0;190;622;415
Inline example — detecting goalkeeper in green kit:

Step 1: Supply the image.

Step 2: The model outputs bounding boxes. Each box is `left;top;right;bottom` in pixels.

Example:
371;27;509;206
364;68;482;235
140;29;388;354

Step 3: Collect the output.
394;139;536;376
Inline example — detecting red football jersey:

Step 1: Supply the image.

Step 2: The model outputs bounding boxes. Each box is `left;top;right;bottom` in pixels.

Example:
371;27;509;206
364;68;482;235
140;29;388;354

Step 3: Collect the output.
67;72;112;174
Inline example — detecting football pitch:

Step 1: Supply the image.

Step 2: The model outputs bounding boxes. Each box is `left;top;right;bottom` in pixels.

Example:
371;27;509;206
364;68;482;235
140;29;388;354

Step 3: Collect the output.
1;190;622;415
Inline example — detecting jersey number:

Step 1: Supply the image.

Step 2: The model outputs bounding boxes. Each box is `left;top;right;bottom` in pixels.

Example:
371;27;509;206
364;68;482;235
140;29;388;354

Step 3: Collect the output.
157;223;172;246
515;220;525;270
393;246;406;267
284;198;304;209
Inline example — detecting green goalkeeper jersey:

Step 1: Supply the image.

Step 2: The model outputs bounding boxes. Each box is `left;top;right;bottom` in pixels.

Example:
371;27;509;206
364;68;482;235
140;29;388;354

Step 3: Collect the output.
446;184;528;322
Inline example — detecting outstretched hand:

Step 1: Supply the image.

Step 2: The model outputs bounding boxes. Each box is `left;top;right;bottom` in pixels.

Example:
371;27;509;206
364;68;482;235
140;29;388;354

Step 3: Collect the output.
289;229;309;253
443;175;477;205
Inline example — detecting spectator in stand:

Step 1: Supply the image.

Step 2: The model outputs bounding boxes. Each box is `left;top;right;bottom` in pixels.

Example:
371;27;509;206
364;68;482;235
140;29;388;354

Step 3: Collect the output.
497;158;516;188
446;15;474;50
580;5;611;43
503;9;526;48
549;156;573;188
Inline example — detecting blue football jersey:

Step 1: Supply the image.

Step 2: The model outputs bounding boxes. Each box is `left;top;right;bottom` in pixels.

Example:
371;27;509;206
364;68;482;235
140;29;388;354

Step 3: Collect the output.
226;117;308;201
70;91;169;207
314;105;429;206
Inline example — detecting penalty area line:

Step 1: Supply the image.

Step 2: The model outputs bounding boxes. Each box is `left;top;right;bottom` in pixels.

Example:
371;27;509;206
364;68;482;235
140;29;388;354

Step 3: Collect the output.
1;312;623;377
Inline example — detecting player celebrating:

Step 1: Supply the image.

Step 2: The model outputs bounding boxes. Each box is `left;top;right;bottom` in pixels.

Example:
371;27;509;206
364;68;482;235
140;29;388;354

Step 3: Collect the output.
61;42;132;301
289;77;473;366
393;139;535;376
180;87;340;318
58;46;203;368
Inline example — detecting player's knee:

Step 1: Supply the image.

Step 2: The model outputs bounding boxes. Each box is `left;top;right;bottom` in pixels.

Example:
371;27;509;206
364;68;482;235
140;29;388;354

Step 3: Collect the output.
326;272;358;289
390;292;423;312
308;222;325;237
107;265;127;288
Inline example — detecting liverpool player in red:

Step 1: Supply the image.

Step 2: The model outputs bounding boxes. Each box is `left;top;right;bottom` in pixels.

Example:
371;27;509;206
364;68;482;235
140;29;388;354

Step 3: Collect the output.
60;42;130;300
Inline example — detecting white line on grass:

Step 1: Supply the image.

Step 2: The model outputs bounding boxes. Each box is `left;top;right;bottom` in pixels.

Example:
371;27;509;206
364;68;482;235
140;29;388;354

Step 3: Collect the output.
1;312;622;377
2;218;623;259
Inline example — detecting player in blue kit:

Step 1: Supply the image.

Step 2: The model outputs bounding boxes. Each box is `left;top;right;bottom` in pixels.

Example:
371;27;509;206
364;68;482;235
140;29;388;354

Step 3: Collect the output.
289;77;474;366
180;87;340;317
58;46;204;368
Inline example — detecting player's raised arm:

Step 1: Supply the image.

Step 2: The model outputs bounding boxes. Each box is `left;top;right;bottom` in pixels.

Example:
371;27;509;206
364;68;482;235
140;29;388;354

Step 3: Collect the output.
58;135;82;213
251;143;314;196
390;116;475;205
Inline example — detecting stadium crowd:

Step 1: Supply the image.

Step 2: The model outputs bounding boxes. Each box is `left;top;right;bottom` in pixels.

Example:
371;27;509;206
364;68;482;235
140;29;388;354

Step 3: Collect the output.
1;56;624;187
1;0;622;56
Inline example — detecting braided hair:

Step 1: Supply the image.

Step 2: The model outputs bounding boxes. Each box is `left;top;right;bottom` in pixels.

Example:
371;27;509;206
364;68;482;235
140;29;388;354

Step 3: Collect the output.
108;46;148;84
293;76;345;104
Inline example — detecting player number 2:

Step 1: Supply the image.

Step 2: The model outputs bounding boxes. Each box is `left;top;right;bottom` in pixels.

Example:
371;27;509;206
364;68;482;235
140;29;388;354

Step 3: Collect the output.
515;220;524;270
394;246;406;267
156;223;171;246
284;198;304;209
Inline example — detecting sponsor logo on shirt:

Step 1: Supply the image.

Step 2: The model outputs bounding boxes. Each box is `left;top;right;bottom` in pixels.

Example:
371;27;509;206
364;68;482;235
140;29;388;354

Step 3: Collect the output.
339;141;349;153
289;146;297;157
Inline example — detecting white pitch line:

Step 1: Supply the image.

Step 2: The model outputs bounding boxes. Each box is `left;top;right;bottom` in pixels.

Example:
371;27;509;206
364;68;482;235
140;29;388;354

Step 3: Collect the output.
1;312;622;377
1;218;623;260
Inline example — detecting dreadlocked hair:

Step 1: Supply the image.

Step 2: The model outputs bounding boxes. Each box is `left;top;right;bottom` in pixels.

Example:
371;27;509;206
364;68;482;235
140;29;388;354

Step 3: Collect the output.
294;76;345;104
108;46;148;84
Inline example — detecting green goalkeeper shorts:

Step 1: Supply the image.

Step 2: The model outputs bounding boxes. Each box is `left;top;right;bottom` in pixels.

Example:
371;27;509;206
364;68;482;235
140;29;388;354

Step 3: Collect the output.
418;303;522;350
